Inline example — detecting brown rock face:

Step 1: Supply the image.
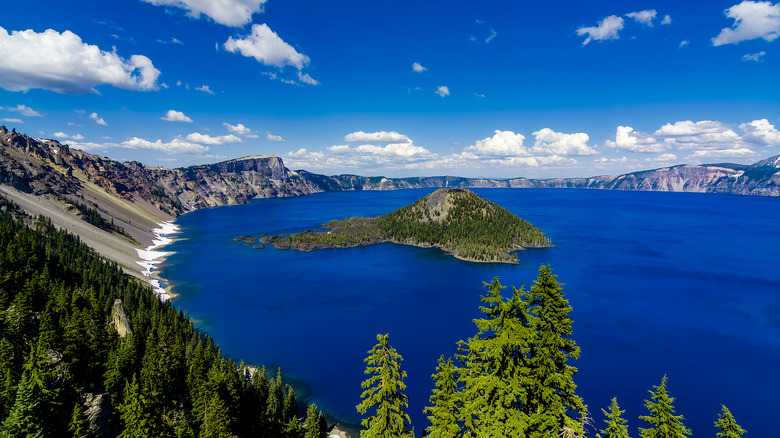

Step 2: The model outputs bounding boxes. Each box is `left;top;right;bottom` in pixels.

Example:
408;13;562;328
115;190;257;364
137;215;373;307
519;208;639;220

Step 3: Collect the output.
110;299;133;338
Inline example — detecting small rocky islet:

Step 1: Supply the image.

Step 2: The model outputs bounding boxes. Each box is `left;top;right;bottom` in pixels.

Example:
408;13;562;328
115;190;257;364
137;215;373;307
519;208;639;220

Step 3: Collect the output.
241;188;552;263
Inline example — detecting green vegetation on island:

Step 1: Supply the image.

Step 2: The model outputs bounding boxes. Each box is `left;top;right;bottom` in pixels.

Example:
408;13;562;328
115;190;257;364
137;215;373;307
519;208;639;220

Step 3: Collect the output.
268;188;552;263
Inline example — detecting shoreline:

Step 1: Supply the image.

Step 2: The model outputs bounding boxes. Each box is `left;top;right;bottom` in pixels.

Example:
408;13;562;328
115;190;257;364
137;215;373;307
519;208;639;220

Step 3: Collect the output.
135;221;181;301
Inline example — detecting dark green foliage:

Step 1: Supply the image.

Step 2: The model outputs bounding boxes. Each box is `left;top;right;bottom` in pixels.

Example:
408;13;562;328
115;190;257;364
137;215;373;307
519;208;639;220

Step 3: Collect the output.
457;277;534;437
283;384;298;422
526;265;585;436
423;267;585;437
0;371;44;438
0;202;321;437
117;374;155;438
715;405;746;438
597;398;631;438
356;333;412;438
422;356;461;438
303;404;327;438
378;189;550;262
638;376;691;438
67;400;90;438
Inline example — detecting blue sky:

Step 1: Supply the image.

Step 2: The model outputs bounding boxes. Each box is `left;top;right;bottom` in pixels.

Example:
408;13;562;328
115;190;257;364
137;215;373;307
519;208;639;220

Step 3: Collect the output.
2;0;780;178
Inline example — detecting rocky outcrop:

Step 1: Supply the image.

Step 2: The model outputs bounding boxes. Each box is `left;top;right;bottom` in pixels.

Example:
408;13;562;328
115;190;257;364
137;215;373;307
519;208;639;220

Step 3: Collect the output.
82;392;113;437
110;299;132;338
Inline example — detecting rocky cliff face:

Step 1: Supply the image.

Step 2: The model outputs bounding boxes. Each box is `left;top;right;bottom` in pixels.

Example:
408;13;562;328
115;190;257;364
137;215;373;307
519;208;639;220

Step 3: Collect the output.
0;127;323;219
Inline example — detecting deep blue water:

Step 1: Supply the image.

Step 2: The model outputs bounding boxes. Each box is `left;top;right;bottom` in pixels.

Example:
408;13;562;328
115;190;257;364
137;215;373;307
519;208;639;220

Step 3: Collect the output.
160;188;780;436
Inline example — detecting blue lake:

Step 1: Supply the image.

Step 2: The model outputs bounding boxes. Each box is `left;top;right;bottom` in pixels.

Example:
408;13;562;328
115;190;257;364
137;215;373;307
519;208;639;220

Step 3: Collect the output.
161;188;780;436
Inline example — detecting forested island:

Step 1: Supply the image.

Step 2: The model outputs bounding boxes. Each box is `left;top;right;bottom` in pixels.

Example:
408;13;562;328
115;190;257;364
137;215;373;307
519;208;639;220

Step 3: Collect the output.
250;188;552;263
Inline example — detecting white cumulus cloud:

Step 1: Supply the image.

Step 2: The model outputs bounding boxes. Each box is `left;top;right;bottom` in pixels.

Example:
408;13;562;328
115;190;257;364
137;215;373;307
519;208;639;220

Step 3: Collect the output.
690;148;756;158
436;86;450;97
141;0;267;27
345;131;411;143
464;130;529;157
266;133;284;142
53;132;85;141
661;15;672;25
122;136;208;154
654;120;752;157
605;126;666;153
2;118;22;123
185;132;242;145
223;122;252;135
224;23;310;70
740;118;780;145
530;128;598;156
712;1;780;46
412;62;426;73
356;142;431;157
90;112;108;126
161;110;193;123
577;15;624;45
626;9;658;26
0;26;160;94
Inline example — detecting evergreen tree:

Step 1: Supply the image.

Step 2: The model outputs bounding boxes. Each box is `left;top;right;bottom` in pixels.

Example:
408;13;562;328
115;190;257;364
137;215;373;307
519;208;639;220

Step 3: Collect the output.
284;417;304;438
266;368;284;436
597;398;631;438
715;405;746;438
201;390;232;438
356;333;412;438
283;384;298;422
526;265;585;437
423;356;461;438
304;404;327;438
458;277;534;437
117;375;155;438
68;400;90;438
0;338;18;419
0;371;44;438
638;376;690;438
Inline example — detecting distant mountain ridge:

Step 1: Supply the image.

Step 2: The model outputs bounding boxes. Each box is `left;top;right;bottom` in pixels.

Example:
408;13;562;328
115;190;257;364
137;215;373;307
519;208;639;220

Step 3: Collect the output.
2;124;778;274
1;124;778;249
3;126;779;214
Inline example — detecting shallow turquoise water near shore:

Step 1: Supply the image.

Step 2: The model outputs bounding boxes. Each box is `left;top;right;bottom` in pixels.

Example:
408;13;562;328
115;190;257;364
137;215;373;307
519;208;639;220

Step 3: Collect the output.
161;188;780;436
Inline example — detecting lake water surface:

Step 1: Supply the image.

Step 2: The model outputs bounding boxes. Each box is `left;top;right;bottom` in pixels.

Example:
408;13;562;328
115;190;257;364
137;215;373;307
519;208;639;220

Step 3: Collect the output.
161;188;780;436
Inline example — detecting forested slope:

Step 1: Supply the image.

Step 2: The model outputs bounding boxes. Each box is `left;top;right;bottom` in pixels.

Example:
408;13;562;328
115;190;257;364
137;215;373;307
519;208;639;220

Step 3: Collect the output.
0;198;327;437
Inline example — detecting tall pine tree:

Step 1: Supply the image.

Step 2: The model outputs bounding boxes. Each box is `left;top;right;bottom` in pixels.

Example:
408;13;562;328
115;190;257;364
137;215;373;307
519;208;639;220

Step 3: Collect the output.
597;397;631;438
356;334;412;438
526;265;586;437
423;356;461;438
457;277;534;437
638;376;690;438
715;405;746;438
303;403;327;438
